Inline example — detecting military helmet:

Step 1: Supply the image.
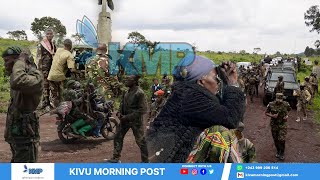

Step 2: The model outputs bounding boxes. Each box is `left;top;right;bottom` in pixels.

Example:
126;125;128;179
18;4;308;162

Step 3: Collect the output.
278;75;283;80
305;76;310;80
275;93;284;99
300;83;306;87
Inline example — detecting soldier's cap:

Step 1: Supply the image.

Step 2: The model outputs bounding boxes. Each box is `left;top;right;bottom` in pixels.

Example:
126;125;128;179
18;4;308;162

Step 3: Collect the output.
154;89;165;97
276;93;284;99
278;75;283;79
236;122;245;132
2;46;22;58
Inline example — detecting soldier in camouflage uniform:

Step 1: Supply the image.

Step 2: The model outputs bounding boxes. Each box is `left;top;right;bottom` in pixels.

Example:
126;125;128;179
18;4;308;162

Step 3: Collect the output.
310;73;318;96
234;122;256;163
265;93;291;160
304;76;313;99
107;75;149;163
37;29;56;110
247;72;258;102
86;43;124;98
294;84;311;122
274;76;284;95
3;47;43;162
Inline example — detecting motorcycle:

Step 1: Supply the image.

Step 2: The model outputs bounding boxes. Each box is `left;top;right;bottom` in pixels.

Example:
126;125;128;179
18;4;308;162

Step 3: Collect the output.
53;100;119;144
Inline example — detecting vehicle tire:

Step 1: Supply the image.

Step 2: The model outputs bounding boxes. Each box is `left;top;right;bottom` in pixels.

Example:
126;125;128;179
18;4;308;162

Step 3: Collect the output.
263;95;269;106
101;117;119;140
57;130;78;144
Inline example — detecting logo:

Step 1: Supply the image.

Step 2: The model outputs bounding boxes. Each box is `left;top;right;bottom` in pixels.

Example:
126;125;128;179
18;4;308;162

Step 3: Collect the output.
200;168;206;175
237;165;243;171
191;168;198;176
209;169;214;175
23;165;43;174
237;172;244;178
180;168;188;175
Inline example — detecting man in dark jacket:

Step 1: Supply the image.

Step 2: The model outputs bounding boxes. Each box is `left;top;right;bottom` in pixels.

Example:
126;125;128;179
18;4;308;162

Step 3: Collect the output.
146;55;245;163
107;75;148;163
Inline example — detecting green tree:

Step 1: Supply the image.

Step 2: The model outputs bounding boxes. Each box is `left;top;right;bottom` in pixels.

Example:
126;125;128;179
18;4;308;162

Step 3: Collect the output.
127;31;147;44
240;50;246;55
31;16;67;44
304;5;320;34
6;30;27;40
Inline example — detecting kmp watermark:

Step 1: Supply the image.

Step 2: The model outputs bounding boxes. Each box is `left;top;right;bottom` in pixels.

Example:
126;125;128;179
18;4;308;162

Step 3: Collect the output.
105;42;195;75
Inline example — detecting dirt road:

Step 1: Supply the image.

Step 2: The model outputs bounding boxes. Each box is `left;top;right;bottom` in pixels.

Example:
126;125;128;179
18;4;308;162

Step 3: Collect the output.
1;88;320;163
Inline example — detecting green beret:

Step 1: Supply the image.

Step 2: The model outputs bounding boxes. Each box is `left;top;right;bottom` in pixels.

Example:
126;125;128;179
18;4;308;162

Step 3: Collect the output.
2;46;22;57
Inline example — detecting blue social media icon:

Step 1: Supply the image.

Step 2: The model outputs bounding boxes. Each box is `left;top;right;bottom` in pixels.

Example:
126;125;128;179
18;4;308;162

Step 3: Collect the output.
200;168;206;175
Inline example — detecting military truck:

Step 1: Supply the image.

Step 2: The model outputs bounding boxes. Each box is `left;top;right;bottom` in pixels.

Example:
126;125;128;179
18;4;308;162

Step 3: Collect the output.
263;66;299;107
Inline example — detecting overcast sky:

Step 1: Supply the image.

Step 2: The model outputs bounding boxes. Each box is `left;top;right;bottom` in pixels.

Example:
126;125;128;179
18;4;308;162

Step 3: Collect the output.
0;0;319;54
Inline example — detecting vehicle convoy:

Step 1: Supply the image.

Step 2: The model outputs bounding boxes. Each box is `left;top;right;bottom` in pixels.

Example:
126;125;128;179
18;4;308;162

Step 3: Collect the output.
263;66;299;107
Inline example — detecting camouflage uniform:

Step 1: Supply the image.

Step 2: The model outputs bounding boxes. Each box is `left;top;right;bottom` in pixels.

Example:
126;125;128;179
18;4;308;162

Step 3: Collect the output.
113;86;149;162
37;40;56;108
86;54;124;98
310;74;318;96
304;77;313;98
5;50;43;162
266;93;291;160
234;122;256;163
247;74;258;102
294;86;311;121
274;76;284;95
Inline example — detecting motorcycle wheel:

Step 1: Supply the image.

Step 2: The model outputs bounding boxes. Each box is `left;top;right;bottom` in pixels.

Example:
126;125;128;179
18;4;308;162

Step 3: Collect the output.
101;117;119;140
57;127;78;144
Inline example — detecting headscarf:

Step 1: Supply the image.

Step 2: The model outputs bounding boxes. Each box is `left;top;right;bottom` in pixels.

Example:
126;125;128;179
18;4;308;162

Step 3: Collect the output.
173;55;216;82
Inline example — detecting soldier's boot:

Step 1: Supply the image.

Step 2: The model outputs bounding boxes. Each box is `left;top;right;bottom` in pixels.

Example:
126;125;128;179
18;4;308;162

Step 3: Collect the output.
70;119;86;135
303;116;307;121
275;142;280;158
279;141;285;160
105;158;121;163
78;125;93;138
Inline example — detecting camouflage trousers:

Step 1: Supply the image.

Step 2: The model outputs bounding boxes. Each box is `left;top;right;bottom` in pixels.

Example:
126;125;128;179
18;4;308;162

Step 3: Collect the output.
113;120;149;162
49;81;63;108
297;102;307;117
9;142;39;163
41;70;51;107
271;126;287;155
